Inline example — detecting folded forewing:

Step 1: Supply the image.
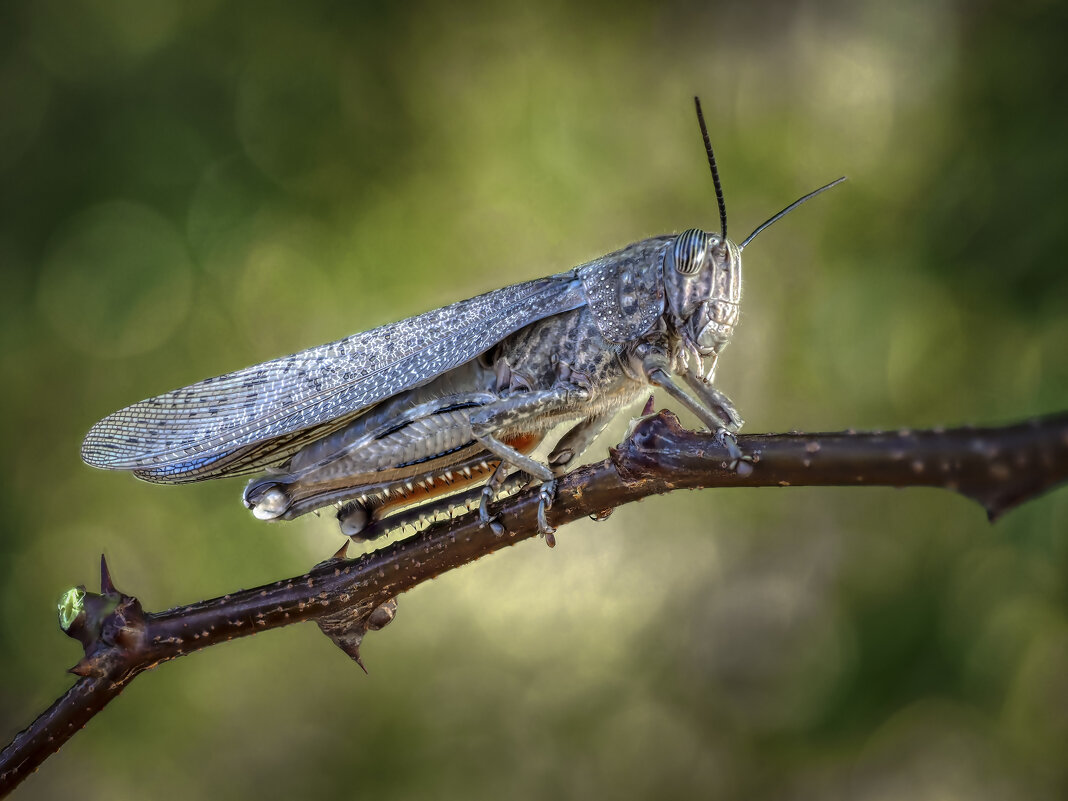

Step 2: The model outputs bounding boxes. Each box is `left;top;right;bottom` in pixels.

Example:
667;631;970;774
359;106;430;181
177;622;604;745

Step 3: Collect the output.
82;272;586;481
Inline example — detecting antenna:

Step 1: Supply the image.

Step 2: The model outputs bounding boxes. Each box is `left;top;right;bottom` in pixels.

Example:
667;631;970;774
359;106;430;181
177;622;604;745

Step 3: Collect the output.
694;96;727;238
739;176;847;251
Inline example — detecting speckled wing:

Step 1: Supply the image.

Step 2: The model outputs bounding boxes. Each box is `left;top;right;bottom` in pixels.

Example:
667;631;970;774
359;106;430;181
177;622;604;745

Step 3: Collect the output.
82;272;586;482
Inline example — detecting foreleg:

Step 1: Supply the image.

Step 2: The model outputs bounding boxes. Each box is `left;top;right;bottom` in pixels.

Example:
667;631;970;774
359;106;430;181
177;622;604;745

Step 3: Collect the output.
641;349;750;471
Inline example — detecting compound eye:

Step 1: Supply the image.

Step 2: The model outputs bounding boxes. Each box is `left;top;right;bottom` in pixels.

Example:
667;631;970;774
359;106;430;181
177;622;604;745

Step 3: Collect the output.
672;228;707;275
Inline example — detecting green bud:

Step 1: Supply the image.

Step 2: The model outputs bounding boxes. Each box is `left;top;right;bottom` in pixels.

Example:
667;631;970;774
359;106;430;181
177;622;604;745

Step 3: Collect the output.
58;587;87;631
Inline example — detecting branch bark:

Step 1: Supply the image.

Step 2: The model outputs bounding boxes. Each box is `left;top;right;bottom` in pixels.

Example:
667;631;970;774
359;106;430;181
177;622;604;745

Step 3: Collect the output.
2;410;1066;795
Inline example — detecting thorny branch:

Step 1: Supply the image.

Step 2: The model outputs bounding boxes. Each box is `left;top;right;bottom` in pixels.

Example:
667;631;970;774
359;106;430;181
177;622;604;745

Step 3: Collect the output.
2;410;1067;796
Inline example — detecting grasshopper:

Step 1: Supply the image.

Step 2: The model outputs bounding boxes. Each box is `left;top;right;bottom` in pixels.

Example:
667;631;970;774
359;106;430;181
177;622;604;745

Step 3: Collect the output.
82;99;843;545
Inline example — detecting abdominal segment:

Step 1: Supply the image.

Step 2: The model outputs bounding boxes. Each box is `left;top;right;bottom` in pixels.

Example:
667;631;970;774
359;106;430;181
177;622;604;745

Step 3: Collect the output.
335;434;540;539
243;393;543;538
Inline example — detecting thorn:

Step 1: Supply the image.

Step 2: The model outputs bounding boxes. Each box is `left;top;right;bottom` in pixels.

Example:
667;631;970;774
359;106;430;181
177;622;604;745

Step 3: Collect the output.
462;467;472;478
100;554;115;595
332;541;350;561
425;475;435;486
479;460;489;471
642;395;656;416
357;494;368;504
319;628;369;673
444;470;453;481
405;481;414;493
69;657;97;678
417;479;428;490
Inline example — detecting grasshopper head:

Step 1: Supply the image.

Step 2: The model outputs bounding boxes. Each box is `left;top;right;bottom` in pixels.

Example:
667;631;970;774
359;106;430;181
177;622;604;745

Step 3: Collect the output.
664;228;742;357
672;97;844;363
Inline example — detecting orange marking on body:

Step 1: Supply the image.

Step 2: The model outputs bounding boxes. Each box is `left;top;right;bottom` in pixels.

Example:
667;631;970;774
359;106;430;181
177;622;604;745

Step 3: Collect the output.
373;433;542;517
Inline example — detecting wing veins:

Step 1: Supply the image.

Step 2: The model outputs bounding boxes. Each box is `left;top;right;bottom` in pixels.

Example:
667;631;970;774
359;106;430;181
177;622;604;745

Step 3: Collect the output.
83;274;585;473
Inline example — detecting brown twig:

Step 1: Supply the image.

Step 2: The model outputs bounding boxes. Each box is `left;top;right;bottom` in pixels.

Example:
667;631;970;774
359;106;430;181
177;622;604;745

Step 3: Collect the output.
2;410;1066;796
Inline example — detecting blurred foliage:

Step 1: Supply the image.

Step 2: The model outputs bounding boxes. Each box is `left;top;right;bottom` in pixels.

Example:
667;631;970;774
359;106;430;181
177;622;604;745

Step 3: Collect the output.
0;0;1066;799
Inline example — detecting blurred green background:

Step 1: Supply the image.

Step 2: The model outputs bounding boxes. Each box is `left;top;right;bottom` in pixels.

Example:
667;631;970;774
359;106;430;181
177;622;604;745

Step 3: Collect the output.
1;1;1067;798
